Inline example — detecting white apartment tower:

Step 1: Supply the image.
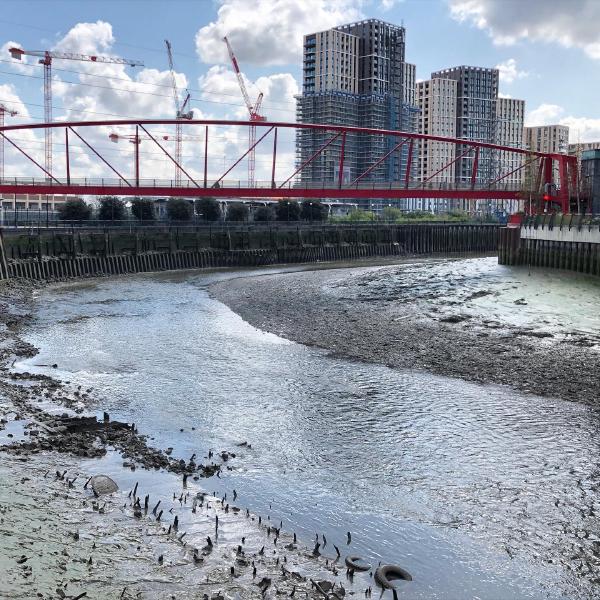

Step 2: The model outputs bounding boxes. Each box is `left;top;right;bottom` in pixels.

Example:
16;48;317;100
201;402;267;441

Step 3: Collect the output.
524;124;569;188
524;124;569;154
495;98;525;186
304;29;358;94
417;78;458;183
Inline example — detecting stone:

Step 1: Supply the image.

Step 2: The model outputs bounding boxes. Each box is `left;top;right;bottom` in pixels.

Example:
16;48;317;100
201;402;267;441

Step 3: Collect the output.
90;474;119;495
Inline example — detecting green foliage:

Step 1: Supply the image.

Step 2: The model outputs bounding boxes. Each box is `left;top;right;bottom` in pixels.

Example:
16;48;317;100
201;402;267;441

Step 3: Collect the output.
166;198;193;221
57;198;91;221
300;200;326;221
346;209;376;222
381;206;404;221
254;205;274;222
226;202;249;221
275;200;300;221
130;197;155;221
195;197;221;221
98;196;125;221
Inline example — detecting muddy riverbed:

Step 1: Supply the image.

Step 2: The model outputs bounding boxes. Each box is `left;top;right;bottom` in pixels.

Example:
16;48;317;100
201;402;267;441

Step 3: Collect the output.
2;257;600;599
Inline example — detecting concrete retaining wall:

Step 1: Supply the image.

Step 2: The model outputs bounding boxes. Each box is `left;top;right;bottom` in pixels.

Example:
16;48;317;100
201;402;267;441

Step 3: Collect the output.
498;223;600;276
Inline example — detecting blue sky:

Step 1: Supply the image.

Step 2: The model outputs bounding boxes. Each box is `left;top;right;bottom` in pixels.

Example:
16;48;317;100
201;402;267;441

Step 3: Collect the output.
0;0;599;181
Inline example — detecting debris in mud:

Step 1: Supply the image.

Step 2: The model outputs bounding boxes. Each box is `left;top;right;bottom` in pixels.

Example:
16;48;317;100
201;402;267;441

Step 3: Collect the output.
514;298;528;305
440;314;471;324
90;474;119;495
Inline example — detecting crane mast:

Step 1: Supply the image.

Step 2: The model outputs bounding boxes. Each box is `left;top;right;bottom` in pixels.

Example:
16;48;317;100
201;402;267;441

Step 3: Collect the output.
223;36;266;187
9;47;143;179
165;40;192;187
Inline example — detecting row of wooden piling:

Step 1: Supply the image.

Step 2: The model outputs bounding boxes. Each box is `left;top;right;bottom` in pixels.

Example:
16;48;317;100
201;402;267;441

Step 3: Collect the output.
1;224;500;281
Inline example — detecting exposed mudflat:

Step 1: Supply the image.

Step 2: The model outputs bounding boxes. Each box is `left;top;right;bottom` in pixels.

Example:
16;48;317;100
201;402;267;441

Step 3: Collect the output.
0;279;363;599
209;257;600;405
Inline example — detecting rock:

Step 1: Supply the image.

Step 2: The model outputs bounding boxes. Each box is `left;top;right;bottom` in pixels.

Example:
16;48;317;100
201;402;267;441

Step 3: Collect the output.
90;474;119;495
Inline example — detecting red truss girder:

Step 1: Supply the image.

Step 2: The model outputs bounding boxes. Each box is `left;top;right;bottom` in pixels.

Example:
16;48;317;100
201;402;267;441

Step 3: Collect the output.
0;119;577;210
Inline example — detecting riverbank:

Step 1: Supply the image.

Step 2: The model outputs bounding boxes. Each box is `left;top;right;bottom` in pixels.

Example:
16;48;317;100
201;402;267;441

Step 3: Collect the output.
0;279;354;599
210;257;600;405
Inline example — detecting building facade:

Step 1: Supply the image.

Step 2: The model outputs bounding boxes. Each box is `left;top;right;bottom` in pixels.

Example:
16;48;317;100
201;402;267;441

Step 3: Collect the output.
431;66;499;187
580;149;600;213
296;19;419;189
495;98;525;186
416;78;457;183
524;124;569;189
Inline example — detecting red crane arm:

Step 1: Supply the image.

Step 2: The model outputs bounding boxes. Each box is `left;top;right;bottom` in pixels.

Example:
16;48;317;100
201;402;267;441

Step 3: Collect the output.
223;36;253;117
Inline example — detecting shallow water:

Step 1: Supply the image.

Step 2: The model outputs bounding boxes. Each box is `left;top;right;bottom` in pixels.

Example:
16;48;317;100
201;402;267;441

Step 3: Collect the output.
16;259;600;599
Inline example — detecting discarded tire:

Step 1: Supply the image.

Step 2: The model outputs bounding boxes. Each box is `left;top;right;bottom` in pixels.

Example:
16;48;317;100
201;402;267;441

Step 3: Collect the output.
374;564;412;589
345;555;371;571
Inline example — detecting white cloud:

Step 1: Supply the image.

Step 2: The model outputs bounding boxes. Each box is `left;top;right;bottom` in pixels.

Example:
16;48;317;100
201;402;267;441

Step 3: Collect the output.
495;58;528;84
526;103;600;143
195;0;362;66
449;0;600;60
525;103;564;127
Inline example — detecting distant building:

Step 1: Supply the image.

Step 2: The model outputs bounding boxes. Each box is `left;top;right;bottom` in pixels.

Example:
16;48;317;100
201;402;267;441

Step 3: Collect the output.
524;124;569;154
495;98;525;187
417;78;458;184
431;66;500;186
0;193;70;211
581;149;600;213
296;19;419;192
524;124;569;189
568;141;600;156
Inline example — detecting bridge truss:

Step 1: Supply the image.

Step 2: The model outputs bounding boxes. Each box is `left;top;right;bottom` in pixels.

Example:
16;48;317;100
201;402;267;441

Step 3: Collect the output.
0;119;578;212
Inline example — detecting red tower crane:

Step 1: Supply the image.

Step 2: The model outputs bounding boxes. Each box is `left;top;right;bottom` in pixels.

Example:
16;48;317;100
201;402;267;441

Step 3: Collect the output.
0;103;18;182
223;36;266;187
8;47;143;178
165;40;192;187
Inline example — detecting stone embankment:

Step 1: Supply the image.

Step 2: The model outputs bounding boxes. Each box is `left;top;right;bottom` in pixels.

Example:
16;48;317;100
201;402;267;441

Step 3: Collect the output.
0;222;498;280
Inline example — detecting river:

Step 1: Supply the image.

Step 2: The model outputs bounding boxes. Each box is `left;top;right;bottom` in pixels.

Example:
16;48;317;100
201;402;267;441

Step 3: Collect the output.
15;258;600;600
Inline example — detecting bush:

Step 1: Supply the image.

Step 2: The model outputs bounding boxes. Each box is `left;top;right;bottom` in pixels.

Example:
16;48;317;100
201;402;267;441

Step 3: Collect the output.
254;205;273;222
227;202;249;222
130;197;155;221
300;200;326;221
57;198;91;221
166;198;193;221
381;206;403;221
195;197;221;221
346;209;375;222
275;200;300;221
98;196;125;221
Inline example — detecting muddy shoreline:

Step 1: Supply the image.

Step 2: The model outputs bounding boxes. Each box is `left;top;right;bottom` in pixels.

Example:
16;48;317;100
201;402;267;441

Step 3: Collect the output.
209;259;600;405
0;279;357;599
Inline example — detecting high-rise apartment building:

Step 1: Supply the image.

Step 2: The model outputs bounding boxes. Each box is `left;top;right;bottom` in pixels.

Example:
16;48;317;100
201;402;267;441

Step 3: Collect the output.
524;124;569;188
495;98;525;185
296;19;419;187
524;124;569;154
416;78;457;183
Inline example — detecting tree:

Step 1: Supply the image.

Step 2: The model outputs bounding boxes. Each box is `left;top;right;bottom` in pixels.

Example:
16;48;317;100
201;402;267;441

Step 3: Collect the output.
227;202;249;221
300;200;326;221
195;197;221;221
166;198;193;221
381;206;403;222
254;205;273;222
346;209;375;222
275;200;300;221
98;196;125;221
130;197;155;221
57;198;91;221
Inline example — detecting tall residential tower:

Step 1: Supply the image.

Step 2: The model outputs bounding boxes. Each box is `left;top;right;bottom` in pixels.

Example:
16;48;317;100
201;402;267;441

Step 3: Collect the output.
296;19;419;187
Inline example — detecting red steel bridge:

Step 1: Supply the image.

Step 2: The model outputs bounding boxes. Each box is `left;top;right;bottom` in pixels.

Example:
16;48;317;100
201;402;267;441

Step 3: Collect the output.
0;119;578;212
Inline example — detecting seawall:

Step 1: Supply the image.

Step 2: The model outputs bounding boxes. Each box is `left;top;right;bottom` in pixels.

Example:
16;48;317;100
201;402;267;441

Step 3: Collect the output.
498;216;600;276
0;223;499;280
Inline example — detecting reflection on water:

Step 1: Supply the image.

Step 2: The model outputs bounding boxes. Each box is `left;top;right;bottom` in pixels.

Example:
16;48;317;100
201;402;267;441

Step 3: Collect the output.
17;262;600;599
